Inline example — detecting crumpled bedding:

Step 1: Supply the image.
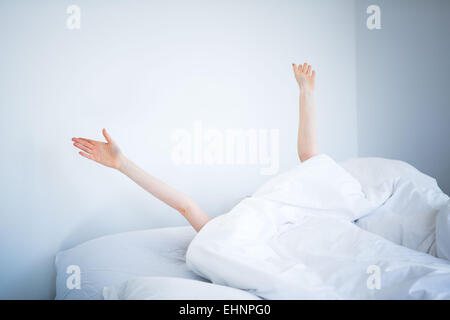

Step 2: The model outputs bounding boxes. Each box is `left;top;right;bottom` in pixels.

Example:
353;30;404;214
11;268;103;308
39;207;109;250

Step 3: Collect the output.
186;154;450;299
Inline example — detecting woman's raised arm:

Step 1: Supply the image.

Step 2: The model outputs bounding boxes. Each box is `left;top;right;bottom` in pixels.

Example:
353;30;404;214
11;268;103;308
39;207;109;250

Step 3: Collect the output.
72;129;210;231
292;62;318;162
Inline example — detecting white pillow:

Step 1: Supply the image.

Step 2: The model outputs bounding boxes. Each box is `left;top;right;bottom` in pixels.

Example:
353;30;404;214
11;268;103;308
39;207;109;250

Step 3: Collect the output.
340;157;449;258
55;226;202;300
103;277;261;300
355;179;449;255
436;204;450;260
339;157;441;193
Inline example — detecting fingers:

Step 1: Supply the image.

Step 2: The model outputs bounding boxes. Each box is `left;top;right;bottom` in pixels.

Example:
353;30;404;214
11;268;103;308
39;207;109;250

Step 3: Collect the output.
102;128;112;143
306;65;311;75
78;151;94;160
311;70;316;80
72;137;95;149
293;62;314;75
73;142;92;154
72;137;94;149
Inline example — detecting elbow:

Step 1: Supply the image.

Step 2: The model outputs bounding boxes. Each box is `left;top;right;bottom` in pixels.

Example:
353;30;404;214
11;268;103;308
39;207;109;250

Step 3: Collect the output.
176;198;196;218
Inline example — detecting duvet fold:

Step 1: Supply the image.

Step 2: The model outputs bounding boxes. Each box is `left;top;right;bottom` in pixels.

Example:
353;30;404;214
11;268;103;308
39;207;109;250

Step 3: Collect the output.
186;155;450;299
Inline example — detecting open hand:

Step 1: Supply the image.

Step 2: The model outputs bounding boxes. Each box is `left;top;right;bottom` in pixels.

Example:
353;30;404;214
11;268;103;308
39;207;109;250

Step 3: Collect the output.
72;129;125;170
292;62;316;92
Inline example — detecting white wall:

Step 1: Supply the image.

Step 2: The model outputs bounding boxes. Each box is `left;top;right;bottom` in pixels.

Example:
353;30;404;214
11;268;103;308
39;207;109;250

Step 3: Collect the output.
355;0;450;193
0;0;358;298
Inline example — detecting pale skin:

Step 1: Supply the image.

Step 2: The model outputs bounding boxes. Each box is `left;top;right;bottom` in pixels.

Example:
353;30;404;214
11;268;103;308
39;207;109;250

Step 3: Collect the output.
292;62;318;162
72;62;317;232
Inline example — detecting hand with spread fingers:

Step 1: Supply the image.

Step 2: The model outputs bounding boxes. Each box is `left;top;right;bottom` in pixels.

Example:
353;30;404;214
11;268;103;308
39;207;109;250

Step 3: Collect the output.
72;129;125;170
292;62;316;92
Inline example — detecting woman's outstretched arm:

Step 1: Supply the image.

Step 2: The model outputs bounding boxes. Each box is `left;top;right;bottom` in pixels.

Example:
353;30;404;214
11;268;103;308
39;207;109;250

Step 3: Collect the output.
72;129;210;232
292;62;318;162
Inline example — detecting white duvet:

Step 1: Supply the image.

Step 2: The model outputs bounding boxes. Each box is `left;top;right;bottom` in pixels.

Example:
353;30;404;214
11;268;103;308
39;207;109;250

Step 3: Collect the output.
186;155;450;299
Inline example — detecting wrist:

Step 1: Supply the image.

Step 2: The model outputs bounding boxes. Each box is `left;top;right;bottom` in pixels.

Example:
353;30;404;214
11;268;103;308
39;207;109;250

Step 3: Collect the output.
300;88;314;99
116;154;129;172
299;86;314;95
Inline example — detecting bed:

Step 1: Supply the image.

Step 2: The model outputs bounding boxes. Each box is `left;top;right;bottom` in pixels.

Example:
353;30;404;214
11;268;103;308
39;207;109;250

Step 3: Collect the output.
55;157;450;300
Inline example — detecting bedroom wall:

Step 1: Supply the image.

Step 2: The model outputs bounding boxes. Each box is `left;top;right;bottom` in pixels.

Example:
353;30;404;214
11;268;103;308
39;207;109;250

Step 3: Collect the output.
0;0;358;298
355;0;450;193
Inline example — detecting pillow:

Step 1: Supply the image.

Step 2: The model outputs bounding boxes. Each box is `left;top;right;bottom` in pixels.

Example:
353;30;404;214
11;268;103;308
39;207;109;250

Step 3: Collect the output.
55;226;203;300
436;204;450;260
340;157;449;258
355;179;449;256
103;276;261;300
339;157;441;193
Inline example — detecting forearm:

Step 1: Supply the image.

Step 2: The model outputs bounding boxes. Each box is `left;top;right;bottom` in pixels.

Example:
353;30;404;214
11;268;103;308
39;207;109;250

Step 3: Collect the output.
118;156;210;231
297;89;318;162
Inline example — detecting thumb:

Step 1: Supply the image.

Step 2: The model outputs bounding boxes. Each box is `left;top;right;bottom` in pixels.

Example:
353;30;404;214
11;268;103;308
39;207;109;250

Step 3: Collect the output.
102;128;112;143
